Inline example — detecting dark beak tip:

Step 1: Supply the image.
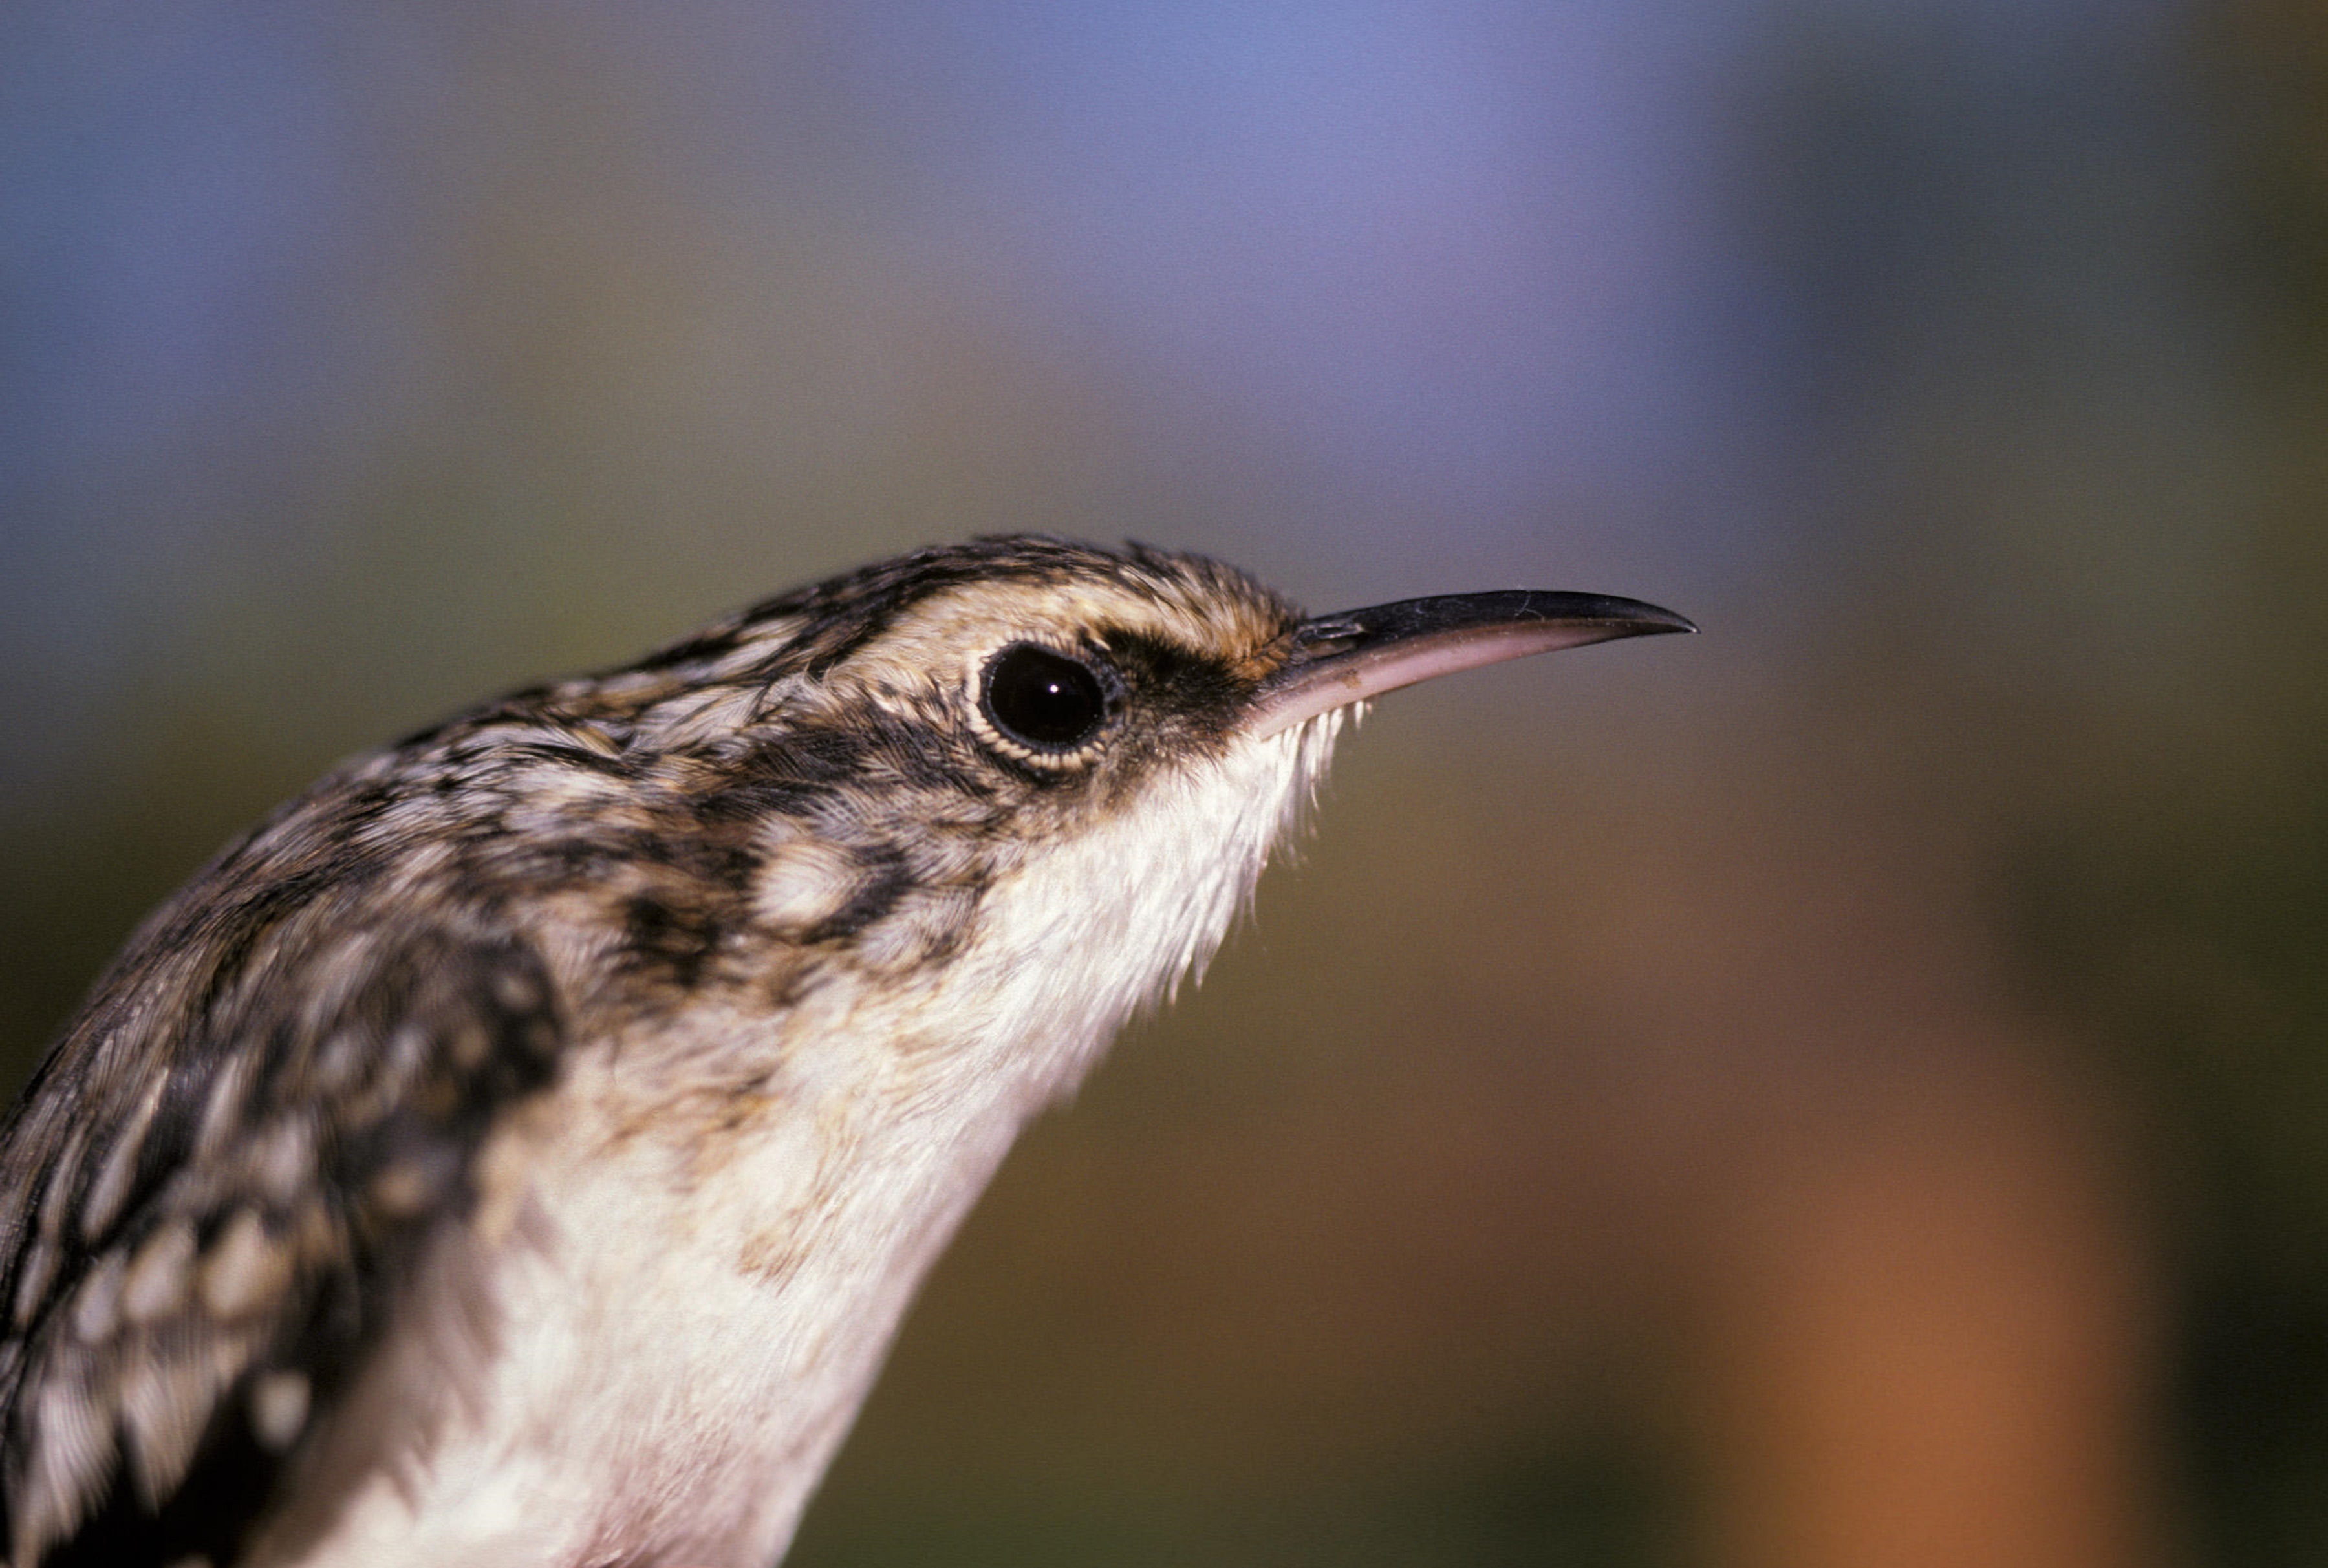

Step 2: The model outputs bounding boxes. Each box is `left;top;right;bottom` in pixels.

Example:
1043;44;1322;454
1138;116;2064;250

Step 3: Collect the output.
1550;596;1697;641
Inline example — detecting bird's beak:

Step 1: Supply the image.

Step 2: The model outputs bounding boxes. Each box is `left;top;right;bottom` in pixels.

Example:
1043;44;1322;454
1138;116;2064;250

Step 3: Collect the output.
1245;590;1696;738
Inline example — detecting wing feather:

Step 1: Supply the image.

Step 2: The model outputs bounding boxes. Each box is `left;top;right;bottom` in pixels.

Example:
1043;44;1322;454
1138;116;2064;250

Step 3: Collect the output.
0;921;561;1568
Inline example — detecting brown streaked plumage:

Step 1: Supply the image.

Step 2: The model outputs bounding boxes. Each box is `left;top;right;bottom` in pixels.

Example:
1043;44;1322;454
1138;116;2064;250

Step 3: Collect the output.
0;537;1690;1567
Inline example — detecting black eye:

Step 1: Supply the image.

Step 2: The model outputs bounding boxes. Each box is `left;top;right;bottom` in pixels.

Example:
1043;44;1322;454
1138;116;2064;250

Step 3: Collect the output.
982;643;1112;752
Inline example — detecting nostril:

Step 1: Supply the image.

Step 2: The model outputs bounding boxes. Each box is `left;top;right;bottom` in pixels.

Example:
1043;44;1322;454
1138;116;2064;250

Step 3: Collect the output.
1290;619;1367;656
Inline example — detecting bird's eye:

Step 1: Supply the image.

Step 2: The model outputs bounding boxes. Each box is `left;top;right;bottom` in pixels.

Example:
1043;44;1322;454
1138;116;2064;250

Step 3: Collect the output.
981;643;1112;753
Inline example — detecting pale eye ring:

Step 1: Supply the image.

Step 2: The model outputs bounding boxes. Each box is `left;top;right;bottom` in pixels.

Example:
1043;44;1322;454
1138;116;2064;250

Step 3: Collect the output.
980;643;1114;754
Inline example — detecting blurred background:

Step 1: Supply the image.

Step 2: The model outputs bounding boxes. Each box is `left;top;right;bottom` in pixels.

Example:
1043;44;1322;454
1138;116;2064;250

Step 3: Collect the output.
3;1;2325;1563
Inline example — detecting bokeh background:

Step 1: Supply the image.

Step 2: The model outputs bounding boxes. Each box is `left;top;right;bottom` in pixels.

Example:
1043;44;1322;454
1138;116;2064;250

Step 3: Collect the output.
5;1;2326;1563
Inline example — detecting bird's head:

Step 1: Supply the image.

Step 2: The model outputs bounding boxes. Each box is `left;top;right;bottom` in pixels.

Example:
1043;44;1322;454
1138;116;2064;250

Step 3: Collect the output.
508;536;1689;1106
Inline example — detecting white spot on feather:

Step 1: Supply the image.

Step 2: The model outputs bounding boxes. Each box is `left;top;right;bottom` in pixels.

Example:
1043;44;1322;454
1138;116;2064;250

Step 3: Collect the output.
752;833;863;934
18;1375;116;1565
249;1369;310;1452
13;1236;59;1329
200;1208;292;1320
120;1350;225;1507
246;1119;316;1208
121;1219;197;1324
80;1077;166;1241
193;1051;257;1164
70;1252;125;1344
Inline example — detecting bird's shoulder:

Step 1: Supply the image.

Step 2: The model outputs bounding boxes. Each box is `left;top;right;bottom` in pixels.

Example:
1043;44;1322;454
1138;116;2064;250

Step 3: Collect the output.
0;872;564;1568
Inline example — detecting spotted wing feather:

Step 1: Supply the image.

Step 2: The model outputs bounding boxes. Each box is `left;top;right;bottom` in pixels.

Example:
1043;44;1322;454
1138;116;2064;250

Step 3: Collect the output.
0;923;561;1568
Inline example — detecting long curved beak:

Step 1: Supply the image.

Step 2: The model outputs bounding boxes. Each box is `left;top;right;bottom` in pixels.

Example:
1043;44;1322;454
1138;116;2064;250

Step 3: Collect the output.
1246;590;1696;738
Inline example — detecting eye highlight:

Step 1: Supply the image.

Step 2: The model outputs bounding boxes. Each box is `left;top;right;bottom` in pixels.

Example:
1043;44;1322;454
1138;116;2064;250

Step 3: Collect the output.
980;643;1114;755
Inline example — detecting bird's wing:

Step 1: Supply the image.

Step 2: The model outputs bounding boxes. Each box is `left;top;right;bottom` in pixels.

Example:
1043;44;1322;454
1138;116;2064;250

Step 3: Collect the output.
0;922;563;1568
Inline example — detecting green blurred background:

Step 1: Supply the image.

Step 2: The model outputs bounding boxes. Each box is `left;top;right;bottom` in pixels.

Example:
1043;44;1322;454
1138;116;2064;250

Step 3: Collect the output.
5;1;2327;1563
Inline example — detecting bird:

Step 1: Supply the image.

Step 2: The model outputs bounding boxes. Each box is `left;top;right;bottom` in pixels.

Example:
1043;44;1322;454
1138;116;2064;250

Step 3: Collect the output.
0;535;1690;1568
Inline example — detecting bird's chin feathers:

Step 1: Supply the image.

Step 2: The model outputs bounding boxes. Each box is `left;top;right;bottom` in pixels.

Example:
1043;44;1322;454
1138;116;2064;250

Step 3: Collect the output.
962;706;1347;1108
